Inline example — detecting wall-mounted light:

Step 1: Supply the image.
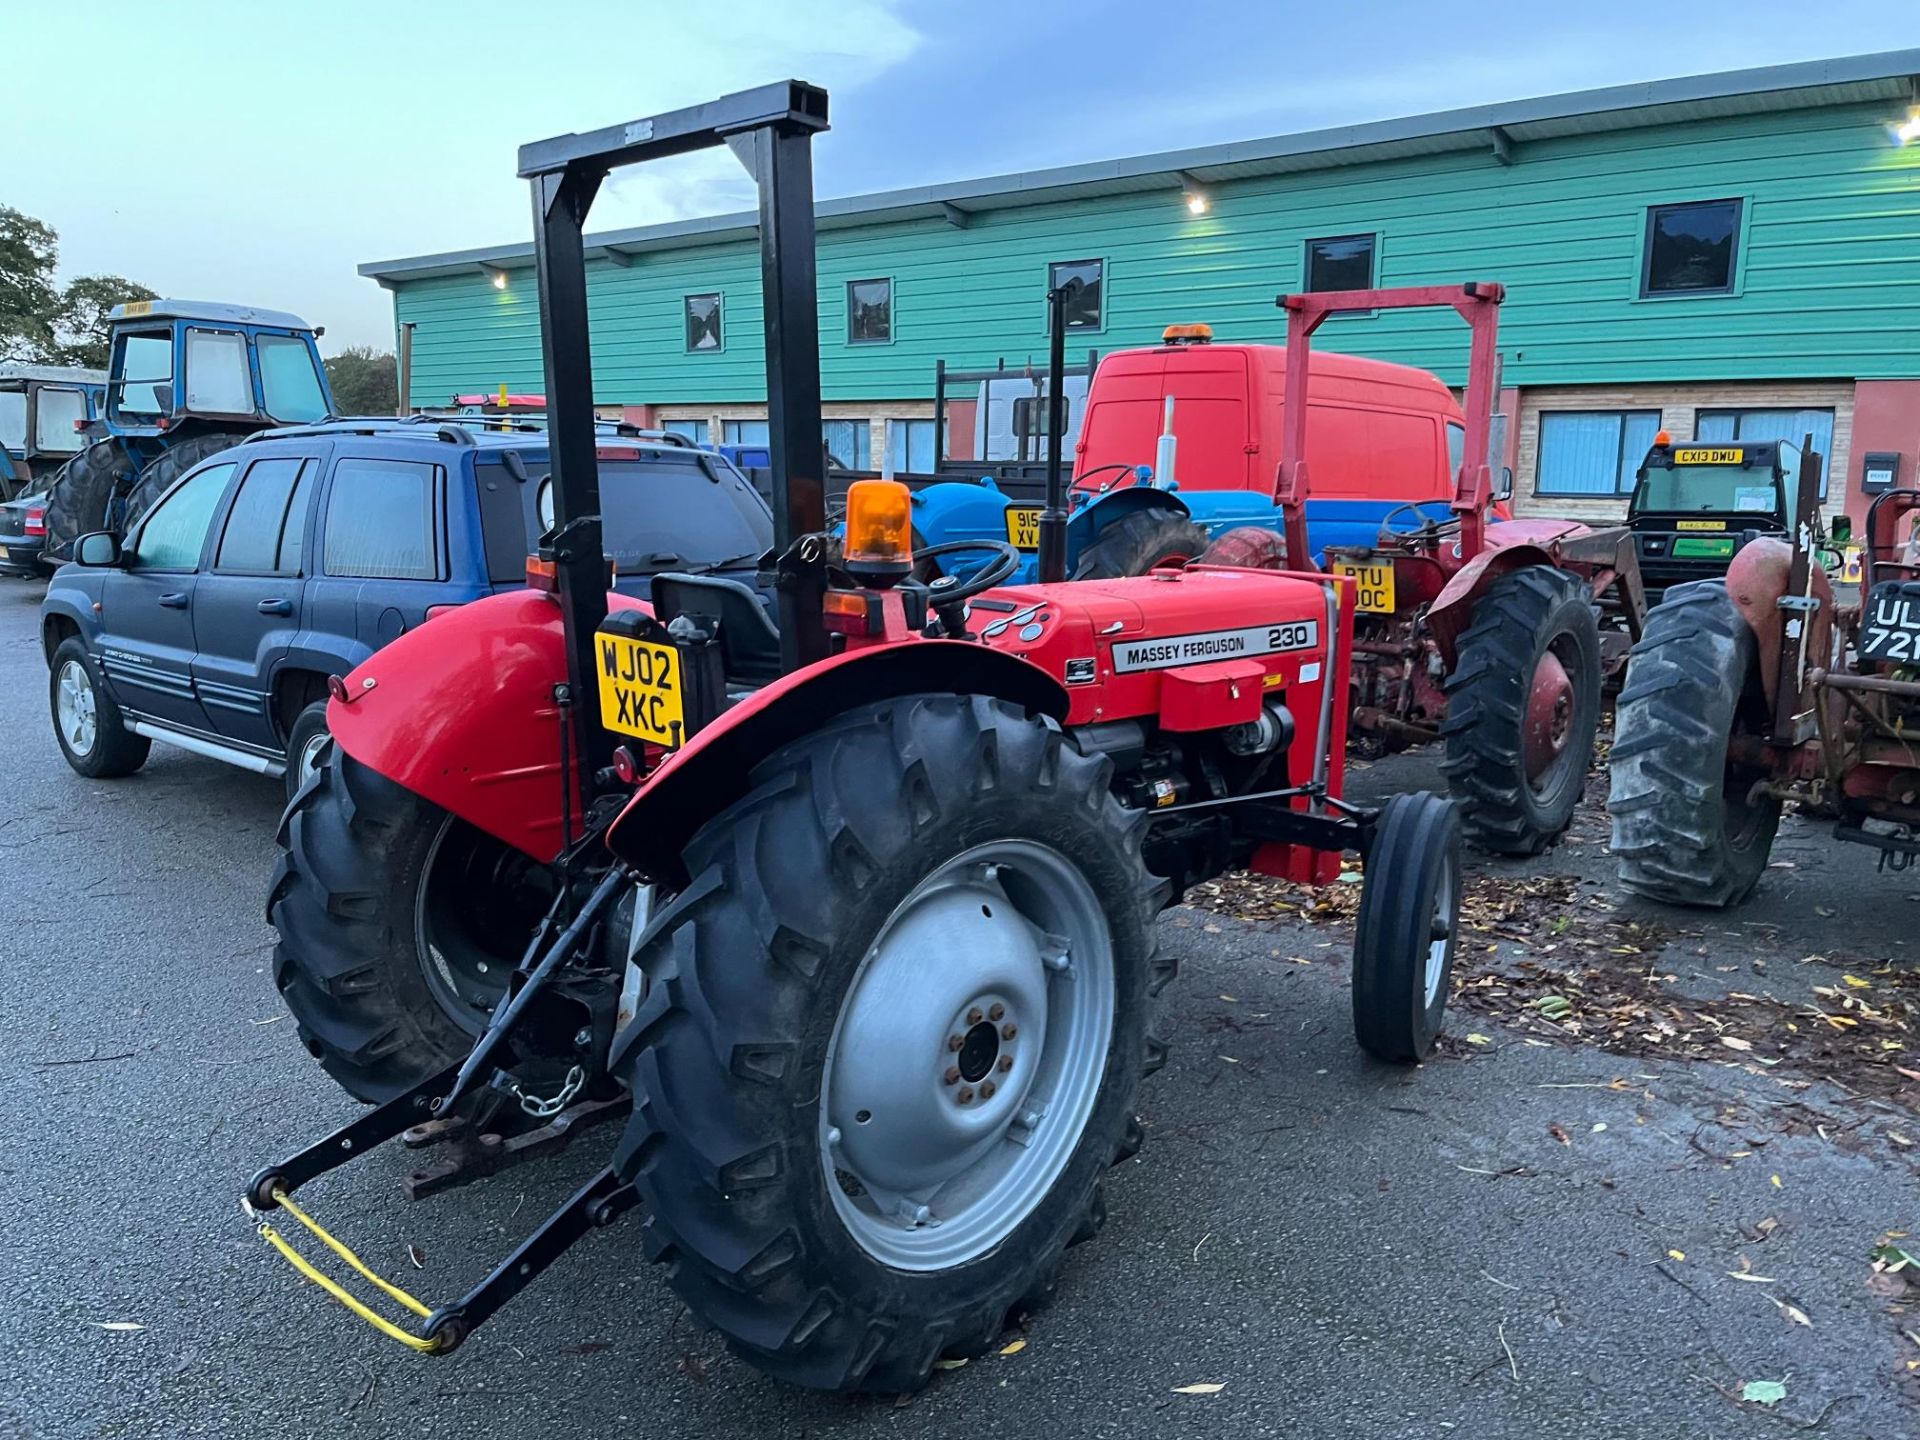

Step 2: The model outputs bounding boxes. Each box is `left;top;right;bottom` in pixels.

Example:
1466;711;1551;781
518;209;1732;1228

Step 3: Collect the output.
1177;170;1211;215
1898;107;1920;145
480;263;510;290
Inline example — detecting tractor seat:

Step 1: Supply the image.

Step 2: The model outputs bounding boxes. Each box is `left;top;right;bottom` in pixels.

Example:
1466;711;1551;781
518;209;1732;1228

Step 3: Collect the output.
650;573;782;687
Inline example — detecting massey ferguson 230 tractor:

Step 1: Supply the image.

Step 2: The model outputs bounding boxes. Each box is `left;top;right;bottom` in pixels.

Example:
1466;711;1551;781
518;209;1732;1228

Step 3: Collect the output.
243;82;1464;1394
1610;445;1920;906
1256;283;1648;856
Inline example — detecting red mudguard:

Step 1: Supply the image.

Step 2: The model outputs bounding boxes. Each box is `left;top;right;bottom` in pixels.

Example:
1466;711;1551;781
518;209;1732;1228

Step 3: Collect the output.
325;589;647;862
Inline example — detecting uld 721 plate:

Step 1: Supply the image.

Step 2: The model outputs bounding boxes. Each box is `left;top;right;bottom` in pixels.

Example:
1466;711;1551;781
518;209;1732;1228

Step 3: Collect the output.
1862;582;1920;664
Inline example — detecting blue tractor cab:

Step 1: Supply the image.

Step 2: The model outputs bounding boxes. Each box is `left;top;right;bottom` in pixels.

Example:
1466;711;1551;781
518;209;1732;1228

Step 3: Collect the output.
42;299;335;559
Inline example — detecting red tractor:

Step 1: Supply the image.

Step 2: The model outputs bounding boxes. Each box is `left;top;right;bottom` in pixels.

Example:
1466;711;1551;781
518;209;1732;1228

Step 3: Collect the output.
244;83;1464;1393
1254;284;1648;855
1610;443;1920;904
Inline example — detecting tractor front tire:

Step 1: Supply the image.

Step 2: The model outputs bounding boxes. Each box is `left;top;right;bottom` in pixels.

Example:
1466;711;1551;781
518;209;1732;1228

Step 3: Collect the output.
121;430;249;532
1608;581;1781;907
610;694;1171;1392
1438;565;1601;855
1352;793;1462;1062
42;441;137;559
1072;510;1211;579
269;749;557;1102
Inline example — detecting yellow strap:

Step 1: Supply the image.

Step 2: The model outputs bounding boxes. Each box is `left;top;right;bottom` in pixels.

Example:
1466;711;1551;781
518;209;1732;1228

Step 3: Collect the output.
258;1188;442;1353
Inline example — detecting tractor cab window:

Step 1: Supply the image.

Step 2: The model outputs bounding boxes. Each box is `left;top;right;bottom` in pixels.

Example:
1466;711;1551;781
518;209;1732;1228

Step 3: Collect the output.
1633;453;1779;515
0;390;24;452
114;331;175;418
258;333;330;422
185;328;254;415
34;387;86;453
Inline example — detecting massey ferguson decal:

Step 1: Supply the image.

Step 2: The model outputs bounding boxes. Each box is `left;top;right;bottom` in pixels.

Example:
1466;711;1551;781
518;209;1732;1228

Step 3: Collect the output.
1110;621;1319;674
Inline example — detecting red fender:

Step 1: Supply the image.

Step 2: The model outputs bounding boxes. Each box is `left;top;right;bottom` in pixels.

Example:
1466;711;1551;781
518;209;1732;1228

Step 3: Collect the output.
1424;519;1593;666
326;589;648;861
1726;537;1834;710
604;640;1070;882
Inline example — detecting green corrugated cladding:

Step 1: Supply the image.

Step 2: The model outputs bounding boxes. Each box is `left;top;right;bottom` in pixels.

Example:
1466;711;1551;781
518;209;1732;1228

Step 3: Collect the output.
390;101;1920;408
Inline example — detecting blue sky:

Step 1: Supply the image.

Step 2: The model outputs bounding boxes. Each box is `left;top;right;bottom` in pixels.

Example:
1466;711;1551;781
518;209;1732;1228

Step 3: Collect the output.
12;1;1918;351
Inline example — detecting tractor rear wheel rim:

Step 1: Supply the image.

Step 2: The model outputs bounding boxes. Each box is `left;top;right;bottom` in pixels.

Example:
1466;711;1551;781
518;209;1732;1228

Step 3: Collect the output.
821;839;1115;1271
415;817;558;1034
1522;646;1577;787
57;660;97;757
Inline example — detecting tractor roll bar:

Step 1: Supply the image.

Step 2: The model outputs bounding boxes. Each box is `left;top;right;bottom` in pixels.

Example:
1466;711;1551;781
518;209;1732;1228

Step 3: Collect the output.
1275;283;1504;567
516;80;830;796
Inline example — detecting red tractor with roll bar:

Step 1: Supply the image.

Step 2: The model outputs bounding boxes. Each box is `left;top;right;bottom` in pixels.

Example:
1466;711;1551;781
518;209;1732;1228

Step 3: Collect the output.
1254;283;1648;855
242;81;1466;1393
1609;443;1920;903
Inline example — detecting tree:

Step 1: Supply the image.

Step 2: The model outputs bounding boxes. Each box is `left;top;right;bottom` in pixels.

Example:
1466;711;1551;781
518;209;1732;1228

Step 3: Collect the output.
324;346;397;416
0;206;59;362
53;275;158;369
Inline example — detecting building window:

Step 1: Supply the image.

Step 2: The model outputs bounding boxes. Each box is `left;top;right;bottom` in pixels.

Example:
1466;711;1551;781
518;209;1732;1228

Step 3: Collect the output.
823;419;871;469
722;419;769;447
685;293;723;352
1536;410;1663;496
1642;200;1741;297
1697;407;1833;497
661;419;706;445
847;278;892;344
887;418;937;473
1047;259;1102;329
1305;234;1375;293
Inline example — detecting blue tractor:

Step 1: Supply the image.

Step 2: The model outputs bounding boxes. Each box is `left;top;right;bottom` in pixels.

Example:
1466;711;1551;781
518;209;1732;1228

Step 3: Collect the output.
42;300;334;559
0;364;106;502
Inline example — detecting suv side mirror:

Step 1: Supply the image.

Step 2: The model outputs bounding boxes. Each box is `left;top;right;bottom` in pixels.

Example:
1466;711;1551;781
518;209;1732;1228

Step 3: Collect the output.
1493;465;1515;503
74;531;122;567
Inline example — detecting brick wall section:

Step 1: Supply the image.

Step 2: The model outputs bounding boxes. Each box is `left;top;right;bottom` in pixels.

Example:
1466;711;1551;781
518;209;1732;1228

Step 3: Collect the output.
1514;381;1855;522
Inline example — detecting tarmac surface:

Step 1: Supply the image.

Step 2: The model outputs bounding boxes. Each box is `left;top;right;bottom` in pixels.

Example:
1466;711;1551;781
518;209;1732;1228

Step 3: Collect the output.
1;575;1914;1439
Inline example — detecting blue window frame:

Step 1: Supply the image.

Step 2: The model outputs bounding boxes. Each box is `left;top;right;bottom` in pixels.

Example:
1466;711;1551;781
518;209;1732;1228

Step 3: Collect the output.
823;419;871;469
1536;410;1662;496
1696;407;1834;498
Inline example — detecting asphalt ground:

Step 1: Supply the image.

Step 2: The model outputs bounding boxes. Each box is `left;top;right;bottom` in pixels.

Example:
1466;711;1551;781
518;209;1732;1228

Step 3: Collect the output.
1;575;1915;1439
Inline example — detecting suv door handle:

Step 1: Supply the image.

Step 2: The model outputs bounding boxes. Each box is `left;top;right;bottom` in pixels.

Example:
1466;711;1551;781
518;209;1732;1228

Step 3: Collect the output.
158;592;189;609
256;598;294;616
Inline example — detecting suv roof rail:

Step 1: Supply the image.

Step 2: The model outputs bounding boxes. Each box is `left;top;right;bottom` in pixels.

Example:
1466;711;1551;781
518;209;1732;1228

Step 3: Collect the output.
242;417;480;446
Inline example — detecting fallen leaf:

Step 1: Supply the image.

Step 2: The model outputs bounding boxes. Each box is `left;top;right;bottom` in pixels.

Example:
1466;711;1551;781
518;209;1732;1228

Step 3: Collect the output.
406;1244;426;1269
93;1322;145;1332
1771;1296;1813;1327
1591;1122;1608;1133
1843;974;1872;989
1815;906;1837;918
1668;1249;1686;1262
1466;1033;1493;1047
1549;1123;1571;1145
999;1339;1027;1357
1741;1379;1788;1406
1770;1174;1783;1189
1172;1383;1226;1395
1720;1035;1754;1052
1727;1271;1776;1283
933;1358;969;1371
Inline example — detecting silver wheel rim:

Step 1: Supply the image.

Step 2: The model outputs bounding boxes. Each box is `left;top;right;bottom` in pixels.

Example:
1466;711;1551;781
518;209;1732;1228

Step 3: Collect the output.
1423;850;1460;1007
56;660;98;758
820;839;1115;1271
295;731;329;787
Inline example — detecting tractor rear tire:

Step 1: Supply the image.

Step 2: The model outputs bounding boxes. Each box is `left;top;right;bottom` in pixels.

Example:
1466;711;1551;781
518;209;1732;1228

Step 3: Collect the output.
269;748;558;1102
1438;565;1600;855
609;693;1171;1393
1072;510;1211;579
1608;581;1781;907
42;441;137;560
1352;793;1462;1062
121;430;248;533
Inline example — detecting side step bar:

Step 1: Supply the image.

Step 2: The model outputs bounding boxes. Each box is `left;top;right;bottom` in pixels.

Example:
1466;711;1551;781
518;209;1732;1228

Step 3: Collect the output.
126;718;286;777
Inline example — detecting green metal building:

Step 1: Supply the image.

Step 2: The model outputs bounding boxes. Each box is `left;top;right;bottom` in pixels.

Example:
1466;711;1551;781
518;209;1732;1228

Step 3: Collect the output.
362;50;1920;522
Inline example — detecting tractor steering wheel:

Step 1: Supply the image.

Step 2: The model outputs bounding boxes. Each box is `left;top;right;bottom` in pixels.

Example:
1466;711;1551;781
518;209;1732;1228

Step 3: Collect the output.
902;539;1023;638
1377;501;1461;548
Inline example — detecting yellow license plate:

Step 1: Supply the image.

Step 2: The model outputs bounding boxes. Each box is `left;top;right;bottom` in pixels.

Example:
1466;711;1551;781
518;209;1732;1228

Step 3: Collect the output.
1333;560;1396;613
1005;505;1042;550
1673;447;1743;465
597;632;685;748
1675;519;1728;531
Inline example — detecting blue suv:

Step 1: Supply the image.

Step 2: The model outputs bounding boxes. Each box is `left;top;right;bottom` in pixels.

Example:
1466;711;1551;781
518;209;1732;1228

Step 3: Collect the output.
40;418;773;797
